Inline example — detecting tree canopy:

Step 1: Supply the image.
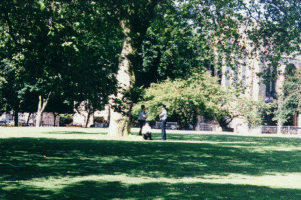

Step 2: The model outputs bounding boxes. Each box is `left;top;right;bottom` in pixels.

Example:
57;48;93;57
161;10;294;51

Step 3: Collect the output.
133;71;222;128
134;71;267;130
273;66;301;125
0;0;121;126
0;0;300;132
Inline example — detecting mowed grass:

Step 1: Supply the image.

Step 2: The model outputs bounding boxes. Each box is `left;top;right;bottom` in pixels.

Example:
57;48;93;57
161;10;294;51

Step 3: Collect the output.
1;127;301;199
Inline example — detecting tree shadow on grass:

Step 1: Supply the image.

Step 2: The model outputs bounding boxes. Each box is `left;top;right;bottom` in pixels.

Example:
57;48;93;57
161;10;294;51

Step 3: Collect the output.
2;181;301;200
1;137;301;179
1;136;301;199
0;186;55;200
57;181;301;200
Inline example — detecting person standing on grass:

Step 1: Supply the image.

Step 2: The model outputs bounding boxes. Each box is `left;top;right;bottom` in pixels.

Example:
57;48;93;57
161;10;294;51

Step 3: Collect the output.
159;104;168;140
138;105;147;135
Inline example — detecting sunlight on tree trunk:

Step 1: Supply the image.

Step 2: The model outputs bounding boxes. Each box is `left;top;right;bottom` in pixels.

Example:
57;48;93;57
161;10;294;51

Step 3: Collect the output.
277;119;282;135
36;93;51;127
108;35;135;137
84;111;93;128
26;112;31;126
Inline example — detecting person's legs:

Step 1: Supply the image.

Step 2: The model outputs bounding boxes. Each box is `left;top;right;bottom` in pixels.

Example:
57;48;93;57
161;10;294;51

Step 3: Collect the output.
139;120;145;135
143;133;152;140
148;132;153;140
161;120;166;140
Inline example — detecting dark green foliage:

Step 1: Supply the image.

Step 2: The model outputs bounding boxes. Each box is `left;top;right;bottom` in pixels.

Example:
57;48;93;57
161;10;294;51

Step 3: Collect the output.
134;71;223;128
0;0;301;129
137;0;247;87
273;68;301;125
0;1;121;120
59;113;73;125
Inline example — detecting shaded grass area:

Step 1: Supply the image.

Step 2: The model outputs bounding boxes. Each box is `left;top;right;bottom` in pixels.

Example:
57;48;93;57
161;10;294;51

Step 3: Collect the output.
1;129;301;199
3;181;301;200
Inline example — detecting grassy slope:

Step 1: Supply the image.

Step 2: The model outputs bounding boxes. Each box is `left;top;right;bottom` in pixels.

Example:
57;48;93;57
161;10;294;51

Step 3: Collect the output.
1;127;301;199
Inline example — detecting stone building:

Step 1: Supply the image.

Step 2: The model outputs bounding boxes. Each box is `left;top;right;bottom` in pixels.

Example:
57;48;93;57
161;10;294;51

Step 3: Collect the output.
0;112;59;126
207;18;301;132
218;47;301;132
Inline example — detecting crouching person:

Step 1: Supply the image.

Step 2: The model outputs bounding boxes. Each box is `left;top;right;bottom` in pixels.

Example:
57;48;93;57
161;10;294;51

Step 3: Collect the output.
142;122;153;140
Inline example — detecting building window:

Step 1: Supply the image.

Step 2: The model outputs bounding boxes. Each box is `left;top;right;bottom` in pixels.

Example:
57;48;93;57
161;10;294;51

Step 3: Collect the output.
265;66;276;99
241;56;247;86
225;67;230;86
285;64;296;76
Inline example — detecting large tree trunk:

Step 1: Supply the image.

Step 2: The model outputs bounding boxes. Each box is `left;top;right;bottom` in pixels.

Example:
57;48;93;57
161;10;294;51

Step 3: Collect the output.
85;111;93;128
14;109;19;127
36;92;51;127
277;119;282;135
277;96;283;135
108;35;135;137
27;112;31;126
53;112;59;127
107;1;159;137
195;112;203;131
36;109;42;127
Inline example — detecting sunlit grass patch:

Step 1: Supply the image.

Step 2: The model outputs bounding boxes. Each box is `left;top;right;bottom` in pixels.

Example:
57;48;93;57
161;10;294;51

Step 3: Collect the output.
7;172;301;190
2;173;301;200
0;127;109;135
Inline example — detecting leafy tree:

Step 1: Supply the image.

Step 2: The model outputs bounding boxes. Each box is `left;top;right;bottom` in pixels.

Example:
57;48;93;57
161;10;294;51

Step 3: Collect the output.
243;0;301;104
273;67;301;125
134;0;301;134
59;113;73;126
137;0;250;86
97;0;164;137
0;1;120;127
0;12;30;126
0;1;76;126
244;0;301;59
44;93;74;126
216;90;268;130
0;57;28;126
18;90;39;125
1;0;300;134
133;71;223;129
105;0;251;136
134;71;267;130
137;4;203;86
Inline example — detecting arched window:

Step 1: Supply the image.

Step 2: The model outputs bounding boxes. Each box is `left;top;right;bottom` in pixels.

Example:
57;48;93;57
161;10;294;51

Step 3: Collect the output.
285;64;296;76
265;66;277;99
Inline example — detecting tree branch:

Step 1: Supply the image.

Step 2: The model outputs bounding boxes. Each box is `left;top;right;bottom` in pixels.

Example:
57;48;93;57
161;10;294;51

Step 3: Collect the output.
1;5;22;48
41;91;52;113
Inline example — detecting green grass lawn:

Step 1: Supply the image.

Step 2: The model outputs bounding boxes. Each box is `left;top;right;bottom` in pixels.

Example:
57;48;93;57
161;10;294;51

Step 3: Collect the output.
1;127;301;199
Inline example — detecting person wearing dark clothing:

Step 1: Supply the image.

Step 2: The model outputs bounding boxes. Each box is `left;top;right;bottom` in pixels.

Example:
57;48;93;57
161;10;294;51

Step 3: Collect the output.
159;105;168;140
138;105;147;135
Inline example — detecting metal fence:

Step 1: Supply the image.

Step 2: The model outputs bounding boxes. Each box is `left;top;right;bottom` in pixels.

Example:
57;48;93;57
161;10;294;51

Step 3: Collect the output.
194;123;220;131
261;126;301;135
151;122;301;134
154;122;221;131
155;122;179;130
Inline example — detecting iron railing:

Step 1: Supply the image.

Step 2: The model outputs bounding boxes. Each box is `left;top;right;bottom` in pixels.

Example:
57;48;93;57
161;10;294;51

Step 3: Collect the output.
261;126;301;135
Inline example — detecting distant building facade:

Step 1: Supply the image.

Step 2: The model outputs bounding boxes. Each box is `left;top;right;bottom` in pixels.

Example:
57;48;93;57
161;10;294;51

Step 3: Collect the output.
0;112;59;126
218;49;301;132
